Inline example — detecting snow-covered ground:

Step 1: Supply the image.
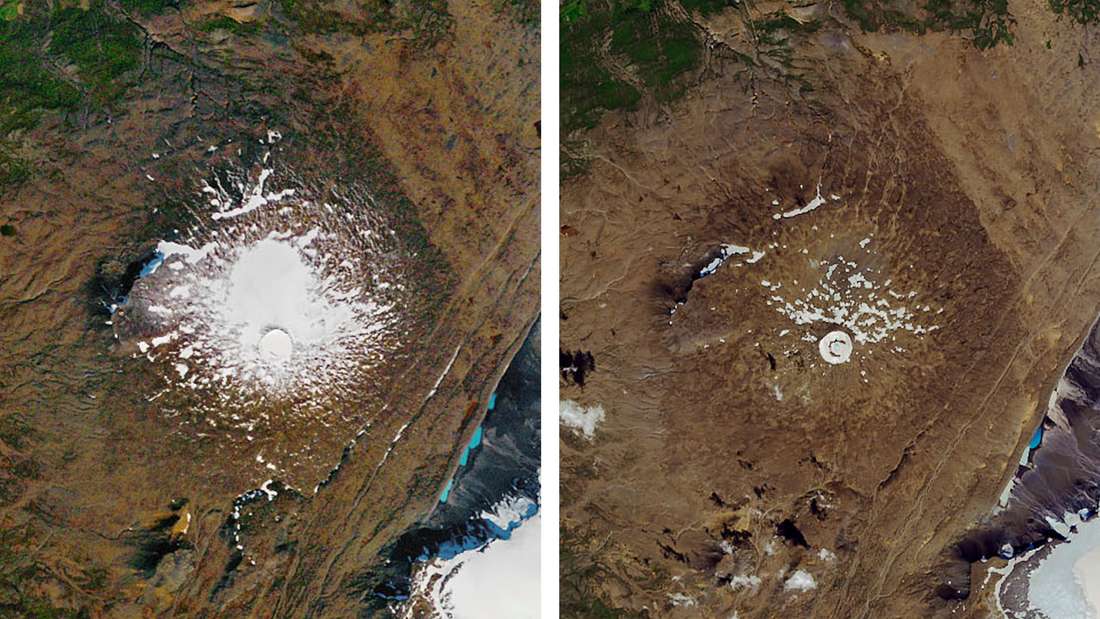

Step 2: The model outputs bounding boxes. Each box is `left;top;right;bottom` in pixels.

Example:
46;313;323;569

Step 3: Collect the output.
406;501;540;618
1026;514;1100;619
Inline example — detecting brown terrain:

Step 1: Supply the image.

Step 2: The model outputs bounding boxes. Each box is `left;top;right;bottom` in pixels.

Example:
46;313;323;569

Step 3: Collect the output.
560;1;1100;617
0;0;537;616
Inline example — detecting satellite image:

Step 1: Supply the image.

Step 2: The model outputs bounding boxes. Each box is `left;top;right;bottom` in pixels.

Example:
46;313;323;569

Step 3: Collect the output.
0;1;539;617
560;0;1100;617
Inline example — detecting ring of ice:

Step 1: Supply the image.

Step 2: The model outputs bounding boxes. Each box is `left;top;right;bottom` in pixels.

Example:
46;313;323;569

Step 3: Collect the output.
819;330;853;364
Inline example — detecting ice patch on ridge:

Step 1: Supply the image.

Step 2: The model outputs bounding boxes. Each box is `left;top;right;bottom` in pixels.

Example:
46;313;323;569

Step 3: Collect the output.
698;243;766;279
209;168;297;220
729;574;762;591
772;183;839;220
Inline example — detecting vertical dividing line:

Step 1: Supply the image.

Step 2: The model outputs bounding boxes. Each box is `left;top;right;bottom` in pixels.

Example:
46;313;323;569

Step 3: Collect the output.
540;0;561;616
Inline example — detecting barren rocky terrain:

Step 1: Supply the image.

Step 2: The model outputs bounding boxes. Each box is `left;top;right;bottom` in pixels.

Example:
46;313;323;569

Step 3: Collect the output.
560;0;1100;616
0;1;538;616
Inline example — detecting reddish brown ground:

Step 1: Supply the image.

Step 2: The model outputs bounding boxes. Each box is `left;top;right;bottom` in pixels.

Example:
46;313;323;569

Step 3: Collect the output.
561;1;1100;617
0;1;537;616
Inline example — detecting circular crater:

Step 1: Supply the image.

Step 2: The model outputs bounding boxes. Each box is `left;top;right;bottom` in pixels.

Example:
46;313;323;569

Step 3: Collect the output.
819;330;853;364
259;328;293;361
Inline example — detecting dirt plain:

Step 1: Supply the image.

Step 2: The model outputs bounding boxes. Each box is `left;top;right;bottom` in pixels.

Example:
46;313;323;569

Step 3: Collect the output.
0;0;538;616
560;0;1100;617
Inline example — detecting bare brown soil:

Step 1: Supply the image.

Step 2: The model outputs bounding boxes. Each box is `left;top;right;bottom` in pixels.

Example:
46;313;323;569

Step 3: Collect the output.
560;1;1100;617
0;1;537;616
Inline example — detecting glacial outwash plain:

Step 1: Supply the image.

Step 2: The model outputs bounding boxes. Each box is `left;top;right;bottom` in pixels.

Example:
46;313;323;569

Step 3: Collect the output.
0;1;538;617
560;0;1100;617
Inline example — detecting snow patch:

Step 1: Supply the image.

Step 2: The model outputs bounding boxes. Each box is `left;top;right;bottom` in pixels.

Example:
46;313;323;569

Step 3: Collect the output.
729;574;762;591
699;244;764;278
668;593;697;608
773;184;831;220
482;495;539;531
560;400;605;439
784;570;817;592
768;254;940;348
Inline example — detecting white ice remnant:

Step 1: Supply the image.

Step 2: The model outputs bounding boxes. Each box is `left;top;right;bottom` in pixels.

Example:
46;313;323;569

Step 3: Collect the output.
818;330;853;364
560;400;605;439
208;167;296;220
668;593;697;608
1024;514;1100;619
481;494;538;530
699;244;764;278
767;253;940;348
772;183;836;220
784;569;817;592
729;574;762;591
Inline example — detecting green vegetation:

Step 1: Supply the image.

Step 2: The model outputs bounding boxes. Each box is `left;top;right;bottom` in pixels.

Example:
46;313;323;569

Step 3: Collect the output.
561;0;822;136
83;566;108;591
563;0;1048;144
562;0;586;23
0;148;29;187
50;4;143;106
0;1;18;21
561;528;646;619
0;2;145;191
841;0;926;33
0;1;143;133
11;457;40;481
926;0;1015;48
562;0;714;133
841;0;1015;48
0;224;15;236
277;0;350;33
1050;0;1100;24
744;9;822;77
0;17;81;134
561;5;639;133
120;0;174;15
277;0;453;47
0;413;31;450
609;5;701;100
